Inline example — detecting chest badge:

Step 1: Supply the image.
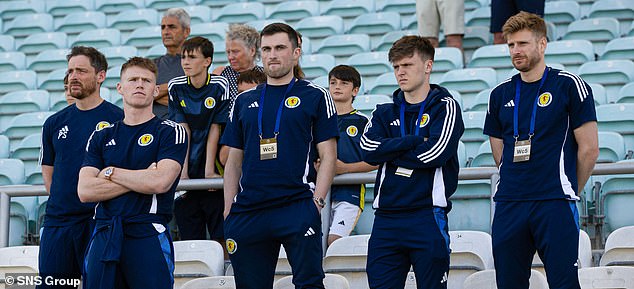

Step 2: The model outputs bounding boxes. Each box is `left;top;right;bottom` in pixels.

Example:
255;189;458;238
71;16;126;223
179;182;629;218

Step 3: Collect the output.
538;92;552;107
204;97;216;109
138;134;154;146
285;96;301;108
95;121;111;131
58;125;69;139
346;125;358;137
419;114;430;128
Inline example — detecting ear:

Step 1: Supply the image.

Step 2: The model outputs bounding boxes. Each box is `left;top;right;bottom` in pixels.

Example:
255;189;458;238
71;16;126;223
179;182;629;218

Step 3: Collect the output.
539;36;547;53
293;46;301;61
153;84;159;99
205;57;212;69
96;70;107;84
116;82;123;96
184;27;191;38
425;59;434;74
352;86;360;97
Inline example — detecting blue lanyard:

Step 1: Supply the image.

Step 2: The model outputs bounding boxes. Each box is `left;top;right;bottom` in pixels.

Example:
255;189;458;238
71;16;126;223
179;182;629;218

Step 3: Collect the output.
399;98;427;137
513;67;549;140
258;78;296;139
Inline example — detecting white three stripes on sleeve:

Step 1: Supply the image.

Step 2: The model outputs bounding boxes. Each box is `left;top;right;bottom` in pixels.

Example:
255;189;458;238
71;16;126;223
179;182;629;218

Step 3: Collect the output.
417;97;457;163
559;71;588;102
161;120;186;144
308;83;337;118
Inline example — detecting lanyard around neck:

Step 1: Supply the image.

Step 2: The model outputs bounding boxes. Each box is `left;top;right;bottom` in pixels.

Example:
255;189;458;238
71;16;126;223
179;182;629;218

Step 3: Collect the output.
513;67;549;140
399;96;427;137
258;78;296;139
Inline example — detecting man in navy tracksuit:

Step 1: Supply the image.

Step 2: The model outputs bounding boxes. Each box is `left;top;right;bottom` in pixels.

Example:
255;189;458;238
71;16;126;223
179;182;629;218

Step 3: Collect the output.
484;12;598;289
361;35;464;289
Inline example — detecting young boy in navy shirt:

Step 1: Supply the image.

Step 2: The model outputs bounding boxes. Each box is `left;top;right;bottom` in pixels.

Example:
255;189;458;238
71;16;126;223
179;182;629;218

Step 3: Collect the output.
326;65;377;246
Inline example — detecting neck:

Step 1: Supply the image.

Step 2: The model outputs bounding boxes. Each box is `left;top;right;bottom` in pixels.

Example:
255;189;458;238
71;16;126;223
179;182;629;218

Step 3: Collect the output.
237;63;256;73
335;101;354;115
75;93;103;111
166;46;181;56
267;71;294;86
520;61;547;82
123;106;155;126
403;82;430;104
190;72;208;88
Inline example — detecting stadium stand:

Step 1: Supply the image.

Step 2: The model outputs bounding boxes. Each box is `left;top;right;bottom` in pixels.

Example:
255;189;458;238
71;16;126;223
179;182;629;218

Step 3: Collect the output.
432;47;465;84
0;90;49;132
145;0;197;11
0;245;39;273
589;83;608;106
108;8;159;33
563;18;620;55
173;240;225;289
616;82;634;103
447;231;495;289
600;175;634;237
72;28;122;49
449;180;493;232
17;32;68;57
465;7;491;28
439;68;497;108
3;13;54;39
181;6;212;25
354;94;392;116
46;0;94;18
8;202;28;246
578;266;634;288
56;11;107;37
2;111;54;150
213;2;265;23
0;51;26;73
596;103;634;151
368;72;397;96
267;1;320;24
462;269;549;289
0;135;8;159
0;1;46;22
322;0;375;20
299;54;336;79
99;46;138;68
323;235;370;289
316;34;371;60
377;0;416;16
0;158;25;186
190;22;229;44
38;68;66;93
600;226;634;266
461;111;488;159
544;0;581;38
296;15;345;40
597;131;627;163
544;40;595;74
373;30;416;52
274;274;350;289
470;140;496;168
0;35;14;52
95;0;144;15
180;276;237;289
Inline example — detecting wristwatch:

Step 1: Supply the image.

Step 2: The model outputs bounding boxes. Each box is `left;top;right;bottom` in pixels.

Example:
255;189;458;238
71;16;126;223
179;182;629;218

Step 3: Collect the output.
313;196;326;208
104;167;114;181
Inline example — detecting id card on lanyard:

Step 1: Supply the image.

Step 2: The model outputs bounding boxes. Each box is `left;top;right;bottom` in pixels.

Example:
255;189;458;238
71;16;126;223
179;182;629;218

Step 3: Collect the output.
258;78;296;160
513;67;548;162
395;98;426;177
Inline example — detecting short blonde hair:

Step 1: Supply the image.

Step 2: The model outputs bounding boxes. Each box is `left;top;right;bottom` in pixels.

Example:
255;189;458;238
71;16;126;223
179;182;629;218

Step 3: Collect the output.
502;11;547;40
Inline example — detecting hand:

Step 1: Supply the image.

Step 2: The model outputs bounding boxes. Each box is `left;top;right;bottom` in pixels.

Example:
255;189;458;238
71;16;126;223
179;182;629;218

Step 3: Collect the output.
313;198;323;215
335;159;347;175
314;159;321;171
205;173;222;191
180;172;189;180
223;208;231;220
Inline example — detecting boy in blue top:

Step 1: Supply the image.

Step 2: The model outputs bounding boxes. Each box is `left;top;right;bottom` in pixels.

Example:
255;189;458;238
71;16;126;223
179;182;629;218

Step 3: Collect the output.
78;57;187;289
483;12;598;289
168;36;230;241
222;23;339;289
326;65;377;246
38;46;123;288
361;36;464;289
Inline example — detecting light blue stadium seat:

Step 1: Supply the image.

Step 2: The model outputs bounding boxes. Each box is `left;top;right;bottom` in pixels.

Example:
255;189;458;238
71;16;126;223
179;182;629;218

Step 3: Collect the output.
24;165;43;185
103;65;123;89
596;103;634;151
214;3;265;23
12;133;41;163
601;36;634;61
296;16;344;39
378;0;416;15
109;92;123;108
630;22;634;36
578;60;634;96
563;18;620;55
471;140;496;167
16;32;67;56
616;82;634;103
310;75;328;89
198;0;245;8
100;46;138;68
0;35;15;52
322;0;375;19
316;34;370;58
212;41;228;68
56;11;107;36
400;14;417;31
589;83;607;105
145;0;196;11
347;51;391;79
246;19;287;32
267;1;320;23
46;0;94;18
124;26;162;50
465;0;489;12
600;174;634;234
38;68;66;93
466;6;491;27
145;43;167;59
0;135;9;158
468;44;511;81
354;94;392;115
300;35;312;55
462;26;492;51
449;179;492;232
3;13;53;38
598;131;627;163
461;110;488;158
3;112;54;149
588;0;634;33
49;92;70;111
0;1;45;22
9;201;28;245
95;0;144;15
109;9;159;33
545;40;595;74
470;88;491;112
28;49;69;74
0;158;25;185
190;22;229;44
182;6;212;25
373;30;417;52
431;47;464;83
299;54;335;79
457;141;467;168
0;70;37;94
348;12;401;36
0;51;26;72
72;28;121;49
0;90;49;116
368;72;397;96
448;89;465;111
545;1;581;36
439;68;497;108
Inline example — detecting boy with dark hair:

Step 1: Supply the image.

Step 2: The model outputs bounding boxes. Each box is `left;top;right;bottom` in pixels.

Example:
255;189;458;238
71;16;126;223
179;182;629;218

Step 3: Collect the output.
169;36;230;242
361;35;465;289
326;65;377;246
236;69;266;93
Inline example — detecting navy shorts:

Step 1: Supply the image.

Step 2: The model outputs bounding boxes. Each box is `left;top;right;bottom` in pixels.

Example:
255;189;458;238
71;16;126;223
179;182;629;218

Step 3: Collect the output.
224;198;325;289
490;0;545;33
492;200;580;289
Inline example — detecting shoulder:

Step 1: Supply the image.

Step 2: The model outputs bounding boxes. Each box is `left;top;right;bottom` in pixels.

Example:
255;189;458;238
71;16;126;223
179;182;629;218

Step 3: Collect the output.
102;101;124;115
352;110;371;122
158;119;186;141
212;66;226;76
301;79;329;96
491;77;513;96
234;85;260;106
209;75;229;89
167;76;188;90
557;70;590;91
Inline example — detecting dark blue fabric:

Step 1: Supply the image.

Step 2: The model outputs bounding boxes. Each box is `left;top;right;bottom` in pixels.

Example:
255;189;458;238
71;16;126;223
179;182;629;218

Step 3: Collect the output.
367;208;450;289
224;198;324;289
484;69;597;201
221;80;339;213
490;0;545;33
492;200;580;289
40;101;123;227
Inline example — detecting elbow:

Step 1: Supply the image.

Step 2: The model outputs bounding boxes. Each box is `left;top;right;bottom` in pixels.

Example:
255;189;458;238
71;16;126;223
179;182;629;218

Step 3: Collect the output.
582;145;600;163
77;186;93;203
149;181;174;195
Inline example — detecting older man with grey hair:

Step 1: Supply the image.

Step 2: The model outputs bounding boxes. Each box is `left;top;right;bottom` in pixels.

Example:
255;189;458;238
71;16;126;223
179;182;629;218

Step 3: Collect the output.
153;8;191;119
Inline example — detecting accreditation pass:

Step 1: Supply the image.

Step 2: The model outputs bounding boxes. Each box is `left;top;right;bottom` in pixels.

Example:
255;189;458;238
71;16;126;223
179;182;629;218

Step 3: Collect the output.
513;139;531;162
260;138;278;160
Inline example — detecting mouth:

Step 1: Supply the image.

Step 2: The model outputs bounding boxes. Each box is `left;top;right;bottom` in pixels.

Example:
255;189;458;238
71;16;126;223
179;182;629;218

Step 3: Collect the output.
133;91;146;96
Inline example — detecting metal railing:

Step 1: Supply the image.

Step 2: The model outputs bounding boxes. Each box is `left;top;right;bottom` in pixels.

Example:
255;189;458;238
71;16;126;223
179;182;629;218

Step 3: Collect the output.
1;163;633;248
